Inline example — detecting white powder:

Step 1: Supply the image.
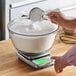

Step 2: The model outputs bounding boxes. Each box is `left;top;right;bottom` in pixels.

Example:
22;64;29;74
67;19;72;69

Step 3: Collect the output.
10;18;58;35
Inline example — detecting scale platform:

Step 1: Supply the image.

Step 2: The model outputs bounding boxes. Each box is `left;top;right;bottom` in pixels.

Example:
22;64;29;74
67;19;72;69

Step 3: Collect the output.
16;50;54;69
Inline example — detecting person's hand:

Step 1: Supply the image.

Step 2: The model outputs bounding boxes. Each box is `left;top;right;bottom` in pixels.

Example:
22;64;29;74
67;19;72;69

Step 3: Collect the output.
47;12;74;30
47;12;67;24
52;56;66;73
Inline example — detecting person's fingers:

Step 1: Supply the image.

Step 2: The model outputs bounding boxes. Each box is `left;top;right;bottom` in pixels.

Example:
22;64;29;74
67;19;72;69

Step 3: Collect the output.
57;69;63;73
48;14;58;23
54;59;59;72
47;12;60;17
52;56;63;73
49;16;58;24
47;13;57;19
50;19;57;24
51;56;58;59
47;11;64;21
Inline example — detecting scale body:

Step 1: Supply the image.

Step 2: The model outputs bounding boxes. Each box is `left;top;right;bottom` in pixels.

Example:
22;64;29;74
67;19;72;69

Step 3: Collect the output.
16;50;54;69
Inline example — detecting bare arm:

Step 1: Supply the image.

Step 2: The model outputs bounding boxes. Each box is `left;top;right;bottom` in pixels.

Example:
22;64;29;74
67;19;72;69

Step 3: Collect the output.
52;45;76;73
65;19;76;30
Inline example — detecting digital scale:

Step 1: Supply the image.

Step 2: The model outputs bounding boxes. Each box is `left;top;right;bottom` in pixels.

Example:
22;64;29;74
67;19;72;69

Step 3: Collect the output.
11;7;55;69
16;50;54;69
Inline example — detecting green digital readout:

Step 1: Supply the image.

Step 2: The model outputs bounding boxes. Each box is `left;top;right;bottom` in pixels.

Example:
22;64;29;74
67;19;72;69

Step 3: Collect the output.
34;58;49;65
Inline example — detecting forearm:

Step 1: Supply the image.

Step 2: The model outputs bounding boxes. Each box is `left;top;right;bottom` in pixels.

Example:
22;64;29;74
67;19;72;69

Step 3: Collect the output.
66;19;76;30
58;18;76;30
60;45;76;66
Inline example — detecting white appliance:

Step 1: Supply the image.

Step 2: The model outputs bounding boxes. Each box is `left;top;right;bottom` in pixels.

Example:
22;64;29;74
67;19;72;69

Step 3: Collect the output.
5;0;52;40
1;0;76;40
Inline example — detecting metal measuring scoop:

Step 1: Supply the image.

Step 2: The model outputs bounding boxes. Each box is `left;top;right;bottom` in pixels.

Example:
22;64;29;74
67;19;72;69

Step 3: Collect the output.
29;7;44;22
29;7;60;22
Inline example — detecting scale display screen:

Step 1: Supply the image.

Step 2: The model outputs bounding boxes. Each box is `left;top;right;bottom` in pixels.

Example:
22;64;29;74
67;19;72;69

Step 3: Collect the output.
33;57;49;65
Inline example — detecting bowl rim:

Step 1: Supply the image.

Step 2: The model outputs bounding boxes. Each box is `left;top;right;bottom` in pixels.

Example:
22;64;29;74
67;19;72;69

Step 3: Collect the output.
8;17;59;37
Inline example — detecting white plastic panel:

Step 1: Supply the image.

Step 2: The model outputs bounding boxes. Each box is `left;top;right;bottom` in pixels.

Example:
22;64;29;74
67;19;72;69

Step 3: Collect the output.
9;0;49;20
